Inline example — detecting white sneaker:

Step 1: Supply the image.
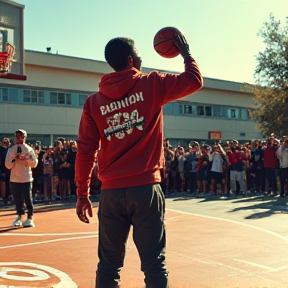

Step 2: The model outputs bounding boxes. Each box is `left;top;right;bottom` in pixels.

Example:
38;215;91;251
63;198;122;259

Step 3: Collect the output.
12;216;22;227
22;218;35;228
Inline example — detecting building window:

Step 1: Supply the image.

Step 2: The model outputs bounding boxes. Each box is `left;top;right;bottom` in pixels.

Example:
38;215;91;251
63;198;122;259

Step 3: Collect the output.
79;94;88;106
58;93;65;104
228;108;239;119
205;106;212;116
197;106;204;115
23;90;44;103
213;106;221;117
184;105;192;114
197;105;211;116
240;108;248;120
221;107;228;118
0;88;8;101
50;92;71;105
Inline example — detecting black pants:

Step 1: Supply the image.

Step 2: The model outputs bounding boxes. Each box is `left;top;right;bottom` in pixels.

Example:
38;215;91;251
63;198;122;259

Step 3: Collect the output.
96;183;168;288
264;168;277;192
280;168;288;196
186;172;197;192
10;182;33;218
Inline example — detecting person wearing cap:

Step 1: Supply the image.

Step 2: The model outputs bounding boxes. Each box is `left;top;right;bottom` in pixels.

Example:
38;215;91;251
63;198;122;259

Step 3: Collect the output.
5;129;38;227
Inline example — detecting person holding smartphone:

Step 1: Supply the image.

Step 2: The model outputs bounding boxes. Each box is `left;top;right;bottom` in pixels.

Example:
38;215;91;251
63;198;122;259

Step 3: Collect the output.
5;129;38;227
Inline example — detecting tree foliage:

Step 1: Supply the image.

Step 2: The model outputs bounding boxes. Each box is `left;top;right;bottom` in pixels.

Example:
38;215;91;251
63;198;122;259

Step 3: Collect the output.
251;14;288;138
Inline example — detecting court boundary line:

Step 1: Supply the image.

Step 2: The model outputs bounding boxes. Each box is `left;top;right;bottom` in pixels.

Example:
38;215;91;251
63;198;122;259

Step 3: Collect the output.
166;209;288;285
167;208;288;243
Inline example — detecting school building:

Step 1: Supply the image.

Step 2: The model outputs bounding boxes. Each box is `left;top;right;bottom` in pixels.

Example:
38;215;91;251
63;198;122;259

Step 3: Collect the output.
0;49;262;147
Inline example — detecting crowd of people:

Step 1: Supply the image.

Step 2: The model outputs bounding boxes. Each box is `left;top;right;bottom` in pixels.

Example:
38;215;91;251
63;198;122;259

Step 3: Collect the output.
0;135;102;207
1;133;288;207
162;135;288;199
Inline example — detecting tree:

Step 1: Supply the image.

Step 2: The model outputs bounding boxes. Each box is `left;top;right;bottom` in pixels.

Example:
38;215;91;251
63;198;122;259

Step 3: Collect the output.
251;14;288;138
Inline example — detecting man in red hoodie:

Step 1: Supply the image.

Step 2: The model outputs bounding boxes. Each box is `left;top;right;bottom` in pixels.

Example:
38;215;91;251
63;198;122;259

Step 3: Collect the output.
75;34;203;288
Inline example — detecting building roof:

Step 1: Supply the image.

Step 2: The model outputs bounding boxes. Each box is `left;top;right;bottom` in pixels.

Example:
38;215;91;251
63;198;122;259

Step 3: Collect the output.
25;49;252;93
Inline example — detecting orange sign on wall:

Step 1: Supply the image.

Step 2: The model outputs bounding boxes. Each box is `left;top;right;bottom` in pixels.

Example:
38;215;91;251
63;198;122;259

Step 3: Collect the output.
209;131;222;140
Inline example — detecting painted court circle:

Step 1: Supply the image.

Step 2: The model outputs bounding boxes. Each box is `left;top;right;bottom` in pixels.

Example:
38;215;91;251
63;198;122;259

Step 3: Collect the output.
0;262;77;288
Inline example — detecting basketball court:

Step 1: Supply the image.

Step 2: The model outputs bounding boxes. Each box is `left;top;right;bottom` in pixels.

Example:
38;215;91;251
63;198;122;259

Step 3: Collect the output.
1;0;288;287
1;196;288;288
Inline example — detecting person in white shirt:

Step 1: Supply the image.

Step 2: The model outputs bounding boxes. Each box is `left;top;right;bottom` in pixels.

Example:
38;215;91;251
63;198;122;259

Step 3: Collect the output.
209;144;225;195
276;138;288;197
5;129;38;227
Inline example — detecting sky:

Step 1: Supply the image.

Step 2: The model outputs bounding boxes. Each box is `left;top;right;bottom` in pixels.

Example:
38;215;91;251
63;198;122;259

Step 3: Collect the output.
14;0;288;84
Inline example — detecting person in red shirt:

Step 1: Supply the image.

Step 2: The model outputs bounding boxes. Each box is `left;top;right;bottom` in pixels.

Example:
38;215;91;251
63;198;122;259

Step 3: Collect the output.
262;137;279;195
226;140;245;195
75;34;203;288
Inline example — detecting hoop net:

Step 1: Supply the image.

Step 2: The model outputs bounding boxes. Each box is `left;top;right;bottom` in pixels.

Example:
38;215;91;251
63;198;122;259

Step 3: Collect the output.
0;43;15;75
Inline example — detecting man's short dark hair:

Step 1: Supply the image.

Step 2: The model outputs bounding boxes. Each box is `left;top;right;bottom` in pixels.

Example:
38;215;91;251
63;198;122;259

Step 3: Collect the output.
104;37;135;71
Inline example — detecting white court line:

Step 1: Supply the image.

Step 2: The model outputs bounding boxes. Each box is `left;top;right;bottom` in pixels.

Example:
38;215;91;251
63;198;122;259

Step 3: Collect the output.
233;259;275;271
233;259;288;272
169;251;280;284
164;216;181;222
273;265;288;271
0;262;77;288
1;208;287;284
167;208;288;281
1;232;97;236
0;234;97;250
167;208;288;243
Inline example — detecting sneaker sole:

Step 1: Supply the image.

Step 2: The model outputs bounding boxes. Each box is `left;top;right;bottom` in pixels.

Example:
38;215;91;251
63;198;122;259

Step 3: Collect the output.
23;223;35;228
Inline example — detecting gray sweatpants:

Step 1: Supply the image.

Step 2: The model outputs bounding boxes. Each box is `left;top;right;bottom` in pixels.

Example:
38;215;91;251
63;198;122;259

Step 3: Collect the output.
230;170;246;192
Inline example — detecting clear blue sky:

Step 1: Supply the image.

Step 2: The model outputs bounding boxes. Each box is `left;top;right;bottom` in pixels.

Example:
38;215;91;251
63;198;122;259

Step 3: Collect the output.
16;0;288;84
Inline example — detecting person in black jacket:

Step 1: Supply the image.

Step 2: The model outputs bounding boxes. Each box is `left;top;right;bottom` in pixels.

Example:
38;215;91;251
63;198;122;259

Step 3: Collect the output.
0;138;11;204
67;141;77;196
250;140;264;193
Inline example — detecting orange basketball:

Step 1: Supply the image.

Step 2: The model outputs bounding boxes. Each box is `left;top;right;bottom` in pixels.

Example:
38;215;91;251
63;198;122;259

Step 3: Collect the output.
153;27;181;58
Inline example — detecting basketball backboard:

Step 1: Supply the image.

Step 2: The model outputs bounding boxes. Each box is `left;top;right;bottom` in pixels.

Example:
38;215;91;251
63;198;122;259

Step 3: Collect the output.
0;0;26;80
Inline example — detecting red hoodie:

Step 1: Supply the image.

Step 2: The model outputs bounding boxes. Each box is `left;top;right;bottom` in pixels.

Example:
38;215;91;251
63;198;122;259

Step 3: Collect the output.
263;145;278;168
75;58;203;197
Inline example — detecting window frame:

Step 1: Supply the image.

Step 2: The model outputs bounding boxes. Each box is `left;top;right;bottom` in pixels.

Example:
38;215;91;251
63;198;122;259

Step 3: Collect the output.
49;91;72;105
0;87;8;101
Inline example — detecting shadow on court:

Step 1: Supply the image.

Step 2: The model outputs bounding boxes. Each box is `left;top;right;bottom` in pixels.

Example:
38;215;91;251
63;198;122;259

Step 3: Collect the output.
0;226;21;234
228;196;288;219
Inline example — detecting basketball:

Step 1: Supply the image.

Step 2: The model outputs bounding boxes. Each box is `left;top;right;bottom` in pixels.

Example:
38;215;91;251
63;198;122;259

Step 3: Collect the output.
153;27;181;58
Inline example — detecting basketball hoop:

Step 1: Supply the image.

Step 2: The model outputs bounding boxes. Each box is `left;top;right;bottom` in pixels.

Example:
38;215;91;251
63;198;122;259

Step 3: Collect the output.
0;42;15;75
